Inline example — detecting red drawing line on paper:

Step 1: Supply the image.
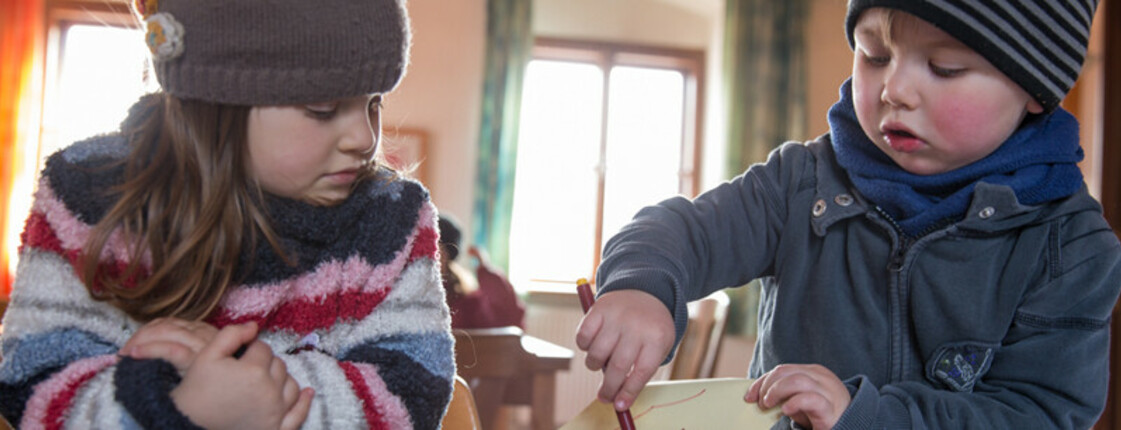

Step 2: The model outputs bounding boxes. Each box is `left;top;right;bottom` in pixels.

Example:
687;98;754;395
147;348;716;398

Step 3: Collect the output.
613;389;708;430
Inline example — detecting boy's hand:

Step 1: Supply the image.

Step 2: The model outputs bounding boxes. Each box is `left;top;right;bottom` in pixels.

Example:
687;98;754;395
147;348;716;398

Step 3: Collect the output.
575;289;674;411
170;322;314;430
745;364;850;430
121;317;219;373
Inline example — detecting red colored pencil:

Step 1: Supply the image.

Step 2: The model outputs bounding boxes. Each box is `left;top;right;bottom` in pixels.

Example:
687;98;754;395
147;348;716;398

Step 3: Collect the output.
577;278;637;430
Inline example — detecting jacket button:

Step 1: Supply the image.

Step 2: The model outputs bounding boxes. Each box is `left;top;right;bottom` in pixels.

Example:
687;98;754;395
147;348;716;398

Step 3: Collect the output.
813;199;827;217
978;206;996;219
834;194;853;207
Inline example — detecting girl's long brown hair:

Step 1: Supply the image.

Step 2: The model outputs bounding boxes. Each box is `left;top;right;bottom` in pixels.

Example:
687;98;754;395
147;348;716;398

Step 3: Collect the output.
80;93;286;322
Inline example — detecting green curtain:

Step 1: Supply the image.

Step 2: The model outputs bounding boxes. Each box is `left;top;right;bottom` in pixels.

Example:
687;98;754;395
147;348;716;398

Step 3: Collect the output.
471;0;532;271
721;0;810;337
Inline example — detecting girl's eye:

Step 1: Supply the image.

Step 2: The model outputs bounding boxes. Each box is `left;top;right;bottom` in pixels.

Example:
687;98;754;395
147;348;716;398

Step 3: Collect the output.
305;103;338;120
367;95;383;113
930;63;965;78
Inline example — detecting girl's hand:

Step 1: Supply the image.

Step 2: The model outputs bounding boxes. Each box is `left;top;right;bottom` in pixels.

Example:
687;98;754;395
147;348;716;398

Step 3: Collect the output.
121;317;219;373
745;364;851;430
575;290;675;411
170;322;314;430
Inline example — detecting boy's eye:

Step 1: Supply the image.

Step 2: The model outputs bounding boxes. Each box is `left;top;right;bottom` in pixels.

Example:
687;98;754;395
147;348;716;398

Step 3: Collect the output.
861;53;890;67
929;63;965;78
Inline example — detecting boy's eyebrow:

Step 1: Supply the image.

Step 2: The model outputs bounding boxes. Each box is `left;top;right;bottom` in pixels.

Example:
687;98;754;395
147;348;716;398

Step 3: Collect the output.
853;23;884;42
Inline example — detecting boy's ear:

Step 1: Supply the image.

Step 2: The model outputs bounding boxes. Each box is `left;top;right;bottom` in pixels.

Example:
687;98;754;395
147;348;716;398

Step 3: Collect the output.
1026;99;1044;115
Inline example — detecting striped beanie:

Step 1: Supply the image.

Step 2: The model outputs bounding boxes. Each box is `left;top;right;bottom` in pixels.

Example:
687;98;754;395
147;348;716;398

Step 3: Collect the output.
845;0;1098;113
133;0;411;105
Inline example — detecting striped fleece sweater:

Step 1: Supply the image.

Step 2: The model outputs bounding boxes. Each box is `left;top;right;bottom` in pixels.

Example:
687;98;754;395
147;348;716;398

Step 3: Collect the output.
0;136;455;429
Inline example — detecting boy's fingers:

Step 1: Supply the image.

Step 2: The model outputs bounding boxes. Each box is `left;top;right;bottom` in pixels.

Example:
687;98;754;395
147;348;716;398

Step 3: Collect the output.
583;326;620;372
597;339;638;404
280;388;315;430
613;345;663;411
780;393;833;429
574;312;604;351
745;377;764;402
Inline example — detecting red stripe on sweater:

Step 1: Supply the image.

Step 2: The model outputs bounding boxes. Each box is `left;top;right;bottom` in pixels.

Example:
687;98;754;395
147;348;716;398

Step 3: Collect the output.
409;226;438;261
208;288;391;333
42;363;105;430
19;210;171;292
339;362;391;430
20;212;64;254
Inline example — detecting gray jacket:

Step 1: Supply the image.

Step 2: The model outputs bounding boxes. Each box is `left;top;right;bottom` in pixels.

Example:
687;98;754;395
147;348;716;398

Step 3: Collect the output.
596;136;1121;429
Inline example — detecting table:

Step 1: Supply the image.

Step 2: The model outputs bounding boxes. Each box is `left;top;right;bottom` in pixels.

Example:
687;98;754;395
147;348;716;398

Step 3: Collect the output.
454;326;574;430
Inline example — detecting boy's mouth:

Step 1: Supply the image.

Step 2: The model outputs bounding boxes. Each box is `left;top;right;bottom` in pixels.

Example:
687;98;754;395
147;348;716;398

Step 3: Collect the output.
886;128;915;139
882;127;922;152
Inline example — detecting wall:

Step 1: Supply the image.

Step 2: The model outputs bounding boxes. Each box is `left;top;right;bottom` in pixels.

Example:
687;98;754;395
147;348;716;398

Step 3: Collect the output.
385;0;487;224
398;0;857;233
806;0;853;138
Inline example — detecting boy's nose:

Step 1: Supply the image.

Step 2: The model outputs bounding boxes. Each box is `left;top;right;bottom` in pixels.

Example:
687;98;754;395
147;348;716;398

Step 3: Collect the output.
880;67;919;110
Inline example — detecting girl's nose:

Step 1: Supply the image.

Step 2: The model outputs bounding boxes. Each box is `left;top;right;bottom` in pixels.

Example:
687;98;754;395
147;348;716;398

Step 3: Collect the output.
881;65;919;110
340;109;379;155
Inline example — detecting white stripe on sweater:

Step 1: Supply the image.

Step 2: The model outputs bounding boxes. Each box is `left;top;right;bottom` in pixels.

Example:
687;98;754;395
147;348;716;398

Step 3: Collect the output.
4;249;137;345
284;352;370;430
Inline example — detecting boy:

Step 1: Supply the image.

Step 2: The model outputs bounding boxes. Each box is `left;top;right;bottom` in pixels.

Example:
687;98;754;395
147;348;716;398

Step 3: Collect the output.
576;1;1121;429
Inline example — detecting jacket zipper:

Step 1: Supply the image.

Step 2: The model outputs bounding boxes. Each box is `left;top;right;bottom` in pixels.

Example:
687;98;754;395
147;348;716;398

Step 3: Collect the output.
874;206;912;382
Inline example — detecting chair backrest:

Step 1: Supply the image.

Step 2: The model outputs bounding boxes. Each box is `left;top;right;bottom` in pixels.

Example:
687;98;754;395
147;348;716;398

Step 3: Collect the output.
441;375;482;430
669;290;731;380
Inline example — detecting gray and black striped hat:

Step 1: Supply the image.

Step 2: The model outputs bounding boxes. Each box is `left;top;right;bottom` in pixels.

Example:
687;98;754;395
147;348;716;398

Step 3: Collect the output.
845;0;1098;113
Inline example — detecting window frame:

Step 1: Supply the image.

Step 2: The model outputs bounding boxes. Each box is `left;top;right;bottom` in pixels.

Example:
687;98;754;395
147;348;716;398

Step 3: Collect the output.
519;37;706;285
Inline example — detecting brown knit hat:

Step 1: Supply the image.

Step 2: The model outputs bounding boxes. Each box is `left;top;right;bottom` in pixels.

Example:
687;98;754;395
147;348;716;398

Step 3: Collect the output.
134;0;410;106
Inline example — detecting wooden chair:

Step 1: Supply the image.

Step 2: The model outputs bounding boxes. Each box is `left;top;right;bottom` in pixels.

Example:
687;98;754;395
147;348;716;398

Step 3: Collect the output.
669;290;731;380
453;326;573;430
441;375;482;430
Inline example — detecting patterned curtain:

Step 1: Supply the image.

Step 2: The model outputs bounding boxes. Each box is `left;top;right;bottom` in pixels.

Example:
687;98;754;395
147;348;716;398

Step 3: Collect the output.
0;0;45;299
721;0;810;336
471;0;532;271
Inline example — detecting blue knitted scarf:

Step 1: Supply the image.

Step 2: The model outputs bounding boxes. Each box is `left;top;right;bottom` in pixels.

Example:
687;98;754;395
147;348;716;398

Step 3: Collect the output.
827;79;1084;237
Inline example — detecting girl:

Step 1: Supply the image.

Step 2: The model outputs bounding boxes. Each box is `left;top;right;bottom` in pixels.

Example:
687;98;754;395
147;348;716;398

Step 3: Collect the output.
0;0;454;429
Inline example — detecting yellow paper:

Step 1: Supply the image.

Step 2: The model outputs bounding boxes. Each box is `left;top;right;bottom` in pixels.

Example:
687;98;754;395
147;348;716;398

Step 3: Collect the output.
561;378;783;430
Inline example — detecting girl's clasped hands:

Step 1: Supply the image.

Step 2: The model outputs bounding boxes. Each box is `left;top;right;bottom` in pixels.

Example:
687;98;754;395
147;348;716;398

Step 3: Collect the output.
121;319;314;430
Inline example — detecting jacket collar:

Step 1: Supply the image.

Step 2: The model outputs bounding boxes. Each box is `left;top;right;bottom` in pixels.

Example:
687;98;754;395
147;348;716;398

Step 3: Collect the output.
807;135;1097;237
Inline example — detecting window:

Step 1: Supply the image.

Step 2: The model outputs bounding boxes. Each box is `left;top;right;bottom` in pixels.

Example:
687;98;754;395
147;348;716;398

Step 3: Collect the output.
507;39;704;292
4;4;150;279
41;6;155;167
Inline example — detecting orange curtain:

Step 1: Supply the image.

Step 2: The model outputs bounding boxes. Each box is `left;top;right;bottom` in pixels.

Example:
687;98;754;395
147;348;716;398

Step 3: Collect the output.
0;0;45;299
